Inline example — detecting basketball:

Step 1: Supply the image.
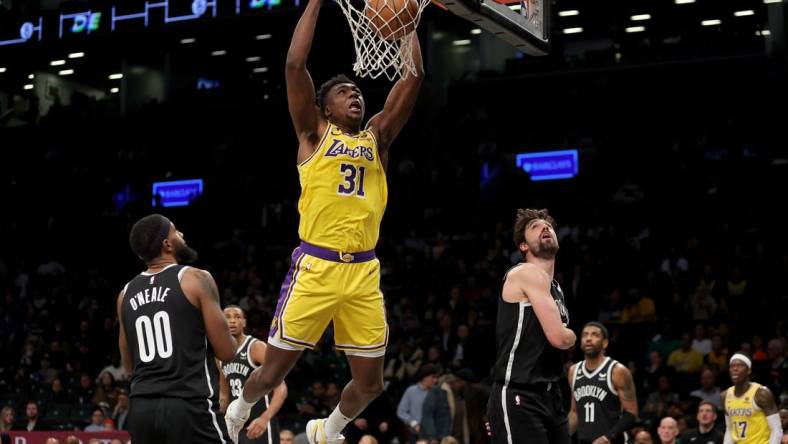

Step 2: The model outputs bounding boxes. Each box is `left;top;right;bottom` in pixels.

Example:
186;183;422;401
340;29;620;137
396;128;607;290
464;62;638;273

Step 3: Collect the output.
365;0;419;41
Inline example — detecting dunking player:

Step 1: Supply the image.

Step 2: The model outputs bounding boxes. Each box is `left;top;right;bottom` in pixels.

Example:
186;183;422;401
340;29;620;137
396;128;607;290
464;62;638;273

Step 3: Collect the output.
568;322;638;444
487;208;576;444
219;306;288;444
721;354;782;443
118;214;237;444
225;0;423;442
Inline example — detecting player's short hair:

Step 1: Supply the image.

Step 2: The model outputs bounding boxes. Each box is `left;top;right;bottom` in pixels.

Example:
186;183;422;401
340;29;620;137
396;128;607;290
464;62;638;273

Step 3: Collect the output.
583;321;609;339
317;74;357;115
129;214;171;262
513;208;557;248
224;305;245;317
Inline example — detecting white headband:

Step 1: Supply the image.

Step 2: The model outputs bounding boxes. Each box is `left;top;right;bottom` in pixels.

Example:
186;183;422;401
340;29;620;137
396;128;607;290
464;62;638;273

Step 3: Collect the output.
730;353;752;368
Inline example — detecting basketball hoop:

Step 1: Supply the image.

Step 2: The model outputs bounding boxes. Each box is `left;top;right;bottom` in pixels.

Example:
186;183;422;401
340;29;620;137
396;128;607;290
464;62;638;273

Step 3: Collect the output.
334;0;432;80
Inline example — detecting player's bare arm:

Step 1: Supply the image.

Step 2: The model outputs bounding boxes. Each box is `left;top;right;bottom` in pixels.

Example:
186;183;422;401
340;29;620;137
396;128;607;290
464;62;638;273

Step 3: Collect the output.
568;363;579;434
285;0;326;163
181;268;236;362
117;290;133;376
507;264;575;349
754;386;783;444
243;341;290;439
591;364;638;444
366;33;423;163
217;359;230;413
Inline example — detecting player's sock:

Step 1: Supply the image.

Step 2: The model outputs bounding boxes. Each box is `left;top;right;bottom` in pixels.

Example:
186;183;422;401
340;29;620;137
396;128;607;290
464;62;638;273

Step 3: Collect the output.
324;406;353;438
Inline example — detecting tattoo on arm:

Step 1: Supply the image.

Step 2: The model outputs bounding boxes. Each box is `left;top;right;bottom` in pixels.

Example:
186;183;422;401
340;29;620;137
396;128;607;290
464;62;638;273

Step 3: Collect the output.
197;270;220;301
619;369;637;402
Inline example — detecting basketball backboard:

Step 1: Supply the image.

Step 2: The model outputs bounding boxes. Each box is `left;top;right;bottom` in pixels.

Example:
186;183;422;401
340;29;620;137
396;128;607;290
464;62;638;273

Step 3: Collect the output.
439;0;550;55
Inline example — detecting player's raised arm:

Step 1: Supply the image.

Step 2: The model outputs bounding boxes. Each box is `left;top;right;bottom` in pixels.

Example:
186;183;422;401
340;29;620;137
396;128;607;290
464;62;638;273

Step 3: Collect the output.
286;0;325;152
366;32;423;154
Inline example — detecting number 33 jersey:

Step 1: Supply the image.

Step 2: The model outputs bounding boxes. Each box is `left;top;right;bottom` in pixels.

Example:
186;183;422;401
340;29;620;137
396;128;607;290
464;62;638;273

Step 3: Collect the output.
297;122;388;253
121;264;220;400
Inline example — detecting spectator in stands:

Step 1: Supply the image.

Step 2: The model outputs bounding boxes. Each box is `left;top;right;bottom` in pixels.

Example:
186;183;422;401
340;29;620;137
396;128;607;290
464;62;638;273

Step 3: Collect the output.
280;429;295;444
634;430;654;444
705;335;729;372
779;407;788;444
644;351;673;394
692;324;712;356
425;346;445;376
690;290;718;323
450;325;470;370
74;372;95;405
768;339;787;394
384;340;424;386
398;364;440;442
112;389;130;430
48;377;70;403
91;371;119;408
690;368;722;410
657;416;680;444
668;334;703;374
359;435;379;444
99;354;128;383
680;401;723;444
34;354;58;385
753;335;769;362
643;376;680;419
20;401;45;431
84;408;106;432
0;407;15;432
622;290;657;323
421;374;450;442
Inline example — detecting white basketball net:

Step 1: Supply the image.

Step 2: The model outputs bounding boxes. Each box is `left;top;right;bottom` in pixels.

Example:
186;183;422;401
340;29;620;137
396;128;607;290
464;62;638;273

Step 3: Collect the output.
334;0;431;80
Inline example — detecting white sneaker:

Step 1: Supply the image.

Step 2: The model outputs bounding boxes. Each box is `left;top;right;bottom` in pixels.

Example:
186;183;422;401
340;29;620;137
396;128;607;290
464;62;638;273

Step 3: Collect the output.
305;418;345;444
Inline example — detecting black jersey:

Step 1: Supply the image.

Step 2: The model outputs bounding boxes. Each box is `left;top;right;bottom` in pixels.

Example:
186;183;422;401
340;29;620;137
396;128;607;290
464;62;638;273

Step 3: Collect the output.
572;357;627;443
121;264;220;400
221;336;277;444
493;264;570;387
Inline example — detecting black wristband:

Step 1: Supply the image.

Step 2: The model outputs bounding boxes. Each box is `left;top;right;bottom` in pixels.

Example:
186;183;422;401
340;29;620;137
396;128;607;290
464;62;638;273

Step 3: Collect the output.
605;410;636;441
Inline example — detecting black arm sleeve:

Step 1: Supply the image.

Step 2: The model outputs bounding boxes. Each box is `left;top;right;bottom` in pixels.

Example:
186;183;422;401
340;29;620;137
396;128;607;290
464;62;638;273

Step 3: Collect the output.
605;411;637;441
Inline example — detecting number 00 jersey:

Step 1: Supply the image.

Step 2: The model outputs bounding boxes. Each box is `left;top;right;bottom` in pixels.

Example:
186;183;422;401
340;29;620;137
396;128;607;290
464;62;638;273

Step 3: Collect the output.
297;122;388;253
121;264;220;400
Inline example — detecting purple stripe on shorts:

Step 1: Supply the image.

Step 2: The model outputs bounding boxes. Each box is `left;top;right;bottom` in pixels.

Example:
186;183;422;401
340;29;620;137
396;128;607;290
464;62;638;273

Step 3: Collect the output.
276;254;306;344
269;247;303;338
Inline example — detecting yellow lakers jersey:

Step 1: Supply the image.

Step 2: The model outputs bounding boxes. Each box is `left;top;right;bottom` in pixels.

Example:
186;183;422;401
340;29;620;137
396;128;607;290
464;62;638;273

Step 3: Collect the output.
297;122;388;252
725;382;769;443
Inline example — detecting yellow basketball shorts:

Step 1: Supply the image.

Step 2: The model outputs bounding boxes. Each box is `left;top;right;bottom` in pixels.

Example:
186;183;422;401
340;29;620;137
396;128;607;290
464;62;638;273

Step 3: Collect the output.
268;241;388;356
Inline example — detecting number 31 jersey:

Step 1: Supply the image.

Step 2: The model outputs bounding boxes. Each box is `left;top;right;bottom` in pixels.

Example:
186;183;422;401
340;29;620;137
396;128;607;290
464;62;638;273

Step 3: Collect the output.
121;264;219;400
297;122;388;253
